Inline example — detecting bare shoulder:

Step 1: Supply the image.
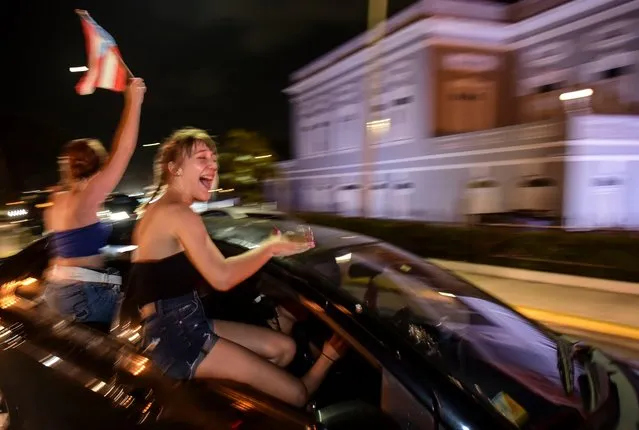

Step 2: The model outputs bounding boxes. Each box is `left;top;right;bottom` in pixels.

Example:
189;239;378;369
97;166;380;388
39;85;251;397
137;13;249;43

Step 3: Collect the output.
164;203;198;221
147;202;200;229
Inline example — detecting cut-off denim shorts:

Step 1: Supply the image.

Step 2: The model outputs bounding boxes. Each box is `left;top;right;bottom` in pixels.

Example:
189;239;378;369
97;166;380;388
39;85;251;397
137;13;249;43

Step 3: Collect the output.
141;292;218;380
44;268;122;326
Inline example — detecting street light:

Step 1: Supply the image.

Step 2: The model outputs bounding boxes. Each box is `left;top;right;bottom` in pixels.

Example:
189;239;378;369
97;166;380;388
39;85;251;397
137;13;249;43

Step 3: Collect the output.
143;142;160;147
559;88;593;115
69;66;88;73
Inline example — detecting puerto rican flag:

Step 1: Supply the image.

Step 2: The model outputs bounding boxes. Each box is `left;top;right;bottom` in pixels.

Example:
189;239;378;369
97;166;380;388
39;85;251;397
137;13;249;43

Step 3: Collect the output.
75;10;128;95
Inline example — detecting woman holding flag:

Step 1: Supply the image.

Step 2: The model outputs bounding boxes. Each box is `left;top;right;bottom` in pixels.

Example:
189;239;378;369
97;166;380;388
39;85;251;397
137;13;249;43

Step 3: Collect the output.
43;78;145;332
42;11;145;331
43;77;145;331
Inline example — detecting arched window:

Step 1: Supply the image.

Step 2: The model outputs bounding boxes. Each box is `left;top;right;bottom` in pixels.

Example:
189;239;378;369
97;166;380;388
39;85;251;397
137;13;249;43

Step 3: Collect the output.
336;184;362;216
465;178;503;215
391;182;415;219
370;182;389;218
515;176;558;213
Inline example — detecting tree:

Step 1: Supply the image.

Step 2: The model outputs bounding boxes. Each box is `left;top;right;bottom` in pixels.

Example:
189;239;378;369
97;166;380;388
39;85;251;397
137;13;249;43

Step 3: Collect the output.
216;129;279;203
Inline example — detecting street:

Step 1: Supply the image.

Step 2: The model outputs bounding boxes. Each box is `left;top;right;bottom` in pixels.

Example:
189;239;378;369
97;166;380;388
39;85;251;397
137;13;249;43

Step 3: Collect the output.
450;270;639;361
453;271;639;330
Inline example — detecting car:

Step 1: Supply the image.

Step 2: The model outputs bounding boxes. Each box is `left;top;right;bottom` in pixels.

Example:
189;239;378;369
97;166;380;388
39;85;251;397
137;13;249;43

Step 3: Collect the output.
0;216;638;429
100;193;142;222
199;206;289;221
0;191;52;235
1;191;141;239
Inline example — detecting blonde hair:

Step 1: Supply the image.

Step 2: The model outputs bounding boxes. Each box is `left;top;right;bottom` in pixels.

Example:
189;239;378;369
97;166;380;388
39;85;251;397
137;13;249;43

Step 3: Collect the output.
142;128;216;210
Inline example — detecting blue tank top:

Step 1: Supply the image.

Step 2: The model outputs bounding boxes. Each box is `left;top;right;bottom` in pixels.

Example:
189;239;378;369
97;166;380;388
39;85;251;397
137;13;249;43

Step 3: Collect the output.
50;222;112;258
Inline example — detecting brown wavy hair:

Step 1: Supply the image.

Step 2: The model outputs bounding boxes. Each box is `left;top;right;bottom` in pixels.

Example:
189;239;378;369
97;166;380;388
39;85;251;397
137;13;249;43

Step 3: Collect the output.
59;139;107;184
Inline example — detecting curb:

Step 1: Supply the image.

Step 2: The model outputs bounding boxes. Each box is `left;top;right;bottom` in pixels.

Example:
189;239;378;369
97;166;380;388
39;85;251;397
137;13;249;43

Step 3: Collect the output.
516;305;639;341
431;259;639;296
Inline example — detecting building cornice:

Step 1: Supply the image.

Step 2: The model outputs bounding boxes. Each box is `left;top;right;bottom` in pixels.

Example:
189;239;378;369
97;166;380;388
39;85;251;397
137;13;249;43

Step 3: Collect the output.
286;0;636;97
291;0;509;83
285;17;508;97
510;0;639;48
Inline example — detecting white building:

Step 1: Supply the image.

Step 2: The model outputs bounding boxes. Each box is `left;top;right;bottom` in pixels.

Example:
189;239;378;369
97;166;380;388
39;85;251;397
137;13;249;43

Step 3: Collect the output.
267;0;639;229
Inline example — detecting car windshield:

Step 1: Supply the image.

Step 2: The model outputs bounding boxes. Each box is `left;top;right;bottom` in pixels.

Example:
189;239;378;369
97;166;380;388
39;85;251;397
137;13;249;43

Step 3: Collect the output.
308;242;618;427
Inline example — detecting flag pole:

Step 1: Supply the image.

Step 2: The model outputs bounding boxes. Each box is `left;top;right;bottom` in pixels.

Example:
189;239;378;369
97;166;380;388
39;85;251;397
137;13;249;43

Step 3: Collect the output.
74;9;135;78
119;58;135;79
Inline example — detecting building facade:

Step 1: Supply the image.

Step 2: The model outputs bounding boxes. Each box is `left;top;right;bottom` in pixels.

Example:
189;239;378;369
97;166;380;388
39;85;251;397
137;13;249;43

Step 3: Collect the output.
268;0;639;229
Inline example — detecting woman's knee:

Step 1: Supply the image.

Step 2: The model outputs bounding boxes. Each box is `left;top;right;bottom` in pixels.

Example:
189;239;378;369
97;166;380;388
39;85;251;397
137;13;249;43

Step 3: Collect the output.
289;381;309;408
271;333;296;366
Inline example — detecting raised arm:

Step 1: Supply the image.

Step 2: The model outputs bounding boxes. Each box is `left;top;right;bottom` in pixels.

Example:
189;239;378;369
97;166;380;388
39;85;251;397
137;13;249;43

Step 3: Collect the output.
174;207;310;291
83;78;146;205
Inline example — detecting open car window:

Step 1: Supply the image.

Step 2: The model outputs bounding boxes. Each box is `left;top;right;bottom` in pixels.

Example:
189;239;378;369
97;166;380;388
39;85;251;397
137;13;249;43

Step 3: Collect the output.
308;243;607;427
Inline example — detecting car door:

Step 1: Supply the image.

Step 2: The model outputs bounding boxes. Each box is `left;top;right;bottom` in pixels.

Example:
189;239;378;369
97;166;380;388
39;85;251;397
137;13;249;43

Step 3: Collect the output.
0;240;313;430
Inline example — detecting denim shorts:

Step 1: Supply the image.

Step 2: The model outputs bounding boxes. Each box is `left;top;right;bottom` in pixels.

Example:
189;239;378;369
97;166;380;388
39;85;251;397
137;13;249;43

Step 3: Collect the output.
44;270;121;325
141;292;218;380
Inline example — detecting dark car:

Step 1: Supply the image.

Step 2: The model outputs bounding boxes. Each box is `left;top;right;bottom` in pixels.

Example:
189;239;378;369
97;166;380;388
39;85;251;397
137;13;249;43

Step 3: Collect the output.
0;191;52;235
102;193;142;222
1;191;140;239
0;216;638;429
199;207;290;221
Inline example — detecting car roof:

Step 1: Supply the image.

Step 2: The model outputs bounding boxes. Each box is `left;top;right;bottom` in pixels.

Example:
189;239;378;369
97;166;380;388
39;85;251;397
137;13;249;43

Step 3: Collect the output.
202;217;377;254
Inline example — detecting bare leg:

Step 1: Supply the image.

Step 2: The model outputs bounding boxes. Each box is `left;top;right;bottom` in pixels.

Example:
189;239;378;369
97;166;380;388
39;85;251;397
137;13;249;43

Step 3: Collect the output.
274;305;297;335
213;320;296;367
194;337;335;407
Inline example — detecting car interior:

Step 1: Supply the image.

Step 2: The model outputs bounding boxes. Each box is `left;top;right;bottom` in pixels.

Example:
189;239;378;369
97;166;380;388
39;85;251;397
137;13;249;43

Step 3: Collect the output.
2;229;401;429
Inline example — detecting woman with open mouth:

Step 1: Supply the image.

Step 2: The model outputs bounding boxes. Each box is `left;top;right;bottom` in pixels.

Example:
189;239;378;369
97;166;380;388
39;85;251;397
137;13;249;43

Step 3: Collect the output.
127;128;346;407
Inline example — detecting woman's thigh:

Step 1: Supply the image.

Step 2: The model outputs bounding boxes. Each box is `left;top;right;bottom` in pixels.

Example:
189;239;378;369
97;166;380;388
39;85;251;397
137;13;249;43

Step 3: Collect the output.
194;337;306;407
213;320;295;366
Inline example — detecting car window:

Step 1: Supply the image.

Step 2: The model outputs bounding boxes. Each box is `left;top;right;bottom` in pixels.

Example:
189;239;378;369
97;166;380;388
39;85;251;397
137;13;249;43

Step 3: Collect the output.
310;243;596;428
203;210;230;217
243;212;284;220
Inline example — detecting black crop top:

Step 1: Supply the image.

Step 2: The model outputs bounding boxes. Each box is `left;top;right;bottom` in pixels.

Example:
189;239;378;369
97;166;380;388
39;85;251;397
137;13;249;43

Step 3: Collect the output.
127;252;205;308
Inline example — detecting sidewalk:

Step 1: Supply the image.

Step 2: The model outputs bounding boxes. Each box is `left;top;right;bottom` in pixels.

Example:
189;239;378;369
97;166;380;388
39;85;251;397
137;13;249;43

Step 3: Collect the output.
453;270;639;339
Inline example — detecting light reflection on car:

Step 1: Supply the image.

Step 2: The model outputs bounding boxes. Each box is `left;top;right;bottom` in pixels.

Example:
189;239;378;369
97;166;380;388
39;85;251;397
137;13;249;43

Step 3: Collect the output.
302;241;633;429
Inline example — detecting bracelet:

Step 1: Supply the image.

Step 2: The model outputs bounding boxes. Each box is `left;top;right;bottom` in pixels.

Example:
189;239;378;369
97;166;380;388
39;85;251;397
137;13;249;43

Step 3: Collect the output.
321;352;335;363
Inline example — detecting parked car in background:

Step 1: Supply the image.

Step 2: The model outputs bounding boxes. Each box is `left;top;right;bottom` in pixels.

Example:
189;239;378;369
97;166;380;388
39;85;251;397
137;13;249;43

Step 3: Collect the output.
0;191;52;235
200;206;290;221
1;191;141;239
100;193;142;223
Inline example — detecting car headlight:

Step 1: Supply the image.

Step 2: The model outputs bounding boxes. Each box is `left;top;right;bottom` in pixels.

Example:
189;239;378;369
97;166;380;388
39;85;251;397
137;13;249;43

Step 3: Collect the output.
7;209;28;217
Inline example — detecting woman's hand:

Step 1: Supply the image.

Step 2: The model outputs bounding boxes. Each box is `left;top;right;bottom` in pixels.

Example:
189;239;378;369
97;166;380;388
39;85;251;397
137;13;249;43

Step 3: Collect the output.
322;334;349;362
125;77;146;105
263;230;314;257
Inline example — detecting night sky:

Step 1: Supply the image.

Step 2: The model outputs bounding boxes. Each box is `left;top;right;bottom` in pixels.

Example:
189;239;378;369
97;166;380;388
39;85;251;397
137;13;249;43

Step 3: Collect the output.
1;0;513;196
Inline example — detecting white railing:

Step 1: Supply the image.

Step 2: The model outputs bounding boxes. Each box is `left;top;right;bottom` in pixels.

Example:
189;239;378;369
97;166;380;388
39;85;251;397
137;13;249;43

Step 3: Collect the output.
568;115;639;140
433;120;564;148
